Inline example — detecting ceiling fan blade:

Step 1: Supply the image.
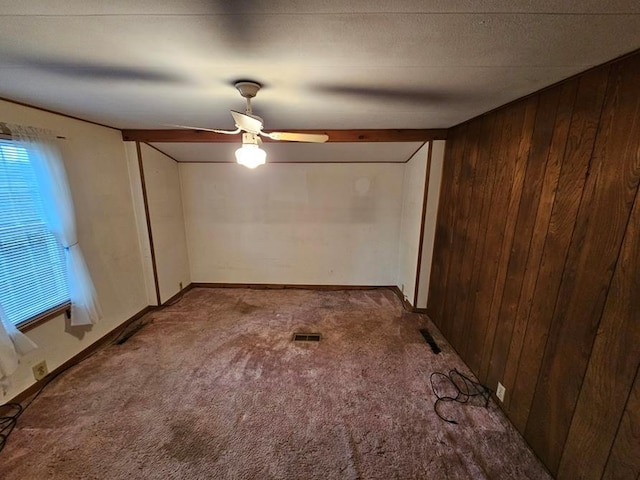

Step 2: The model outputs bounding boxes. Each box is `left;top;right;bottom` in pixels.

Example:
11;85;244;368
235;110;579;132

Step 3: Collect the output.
169;124;240;134
9;54;185;83
264;131;329;143
231;110;263;134
311;84;468;105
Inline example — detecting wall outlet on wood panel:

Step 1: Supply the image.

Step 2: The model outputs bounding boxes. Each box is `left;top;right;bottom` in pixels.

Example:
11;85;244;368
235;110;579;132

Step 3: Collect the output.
496;381;506;402
32;360;48;381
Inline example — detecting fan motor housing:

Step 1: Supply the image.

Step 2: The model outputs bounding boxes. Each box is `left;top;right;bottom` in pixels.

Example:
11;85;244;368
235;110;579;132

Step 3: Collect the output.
235;81;261;99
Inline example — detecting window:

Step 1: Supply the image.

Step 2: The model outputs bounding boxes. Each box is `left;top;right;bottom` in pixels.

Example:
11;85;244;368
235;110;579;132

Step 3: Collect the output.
0;140;69;326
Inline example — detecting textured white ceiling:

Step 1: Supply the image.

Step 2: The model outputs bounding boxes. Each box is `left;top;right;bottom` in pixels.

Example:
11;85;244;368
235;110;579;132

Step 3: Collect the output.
0;1;639;162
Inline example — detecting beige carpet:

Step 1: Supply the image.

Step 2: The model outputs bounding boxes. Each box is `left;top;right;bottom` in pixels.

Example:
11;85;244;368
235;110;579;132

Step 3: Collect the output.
0;288;551;479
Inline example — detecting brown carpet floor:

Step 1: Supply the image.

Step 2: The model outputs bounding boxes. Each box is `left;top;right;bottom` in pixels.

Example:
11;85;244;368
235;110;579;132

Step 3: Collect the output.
1;288;551;479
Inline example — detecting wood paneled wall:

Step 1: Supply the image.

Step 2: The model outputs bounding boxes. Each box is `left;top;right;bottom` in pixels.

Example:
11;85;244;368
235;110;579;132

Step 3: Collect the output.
428;51;640;478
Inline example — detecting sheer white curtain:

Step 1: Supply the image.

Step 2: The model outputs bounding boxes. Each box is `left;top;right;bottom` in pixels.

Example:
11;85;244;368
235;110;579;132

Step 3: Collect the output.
14;127;102;326
0;303;37;389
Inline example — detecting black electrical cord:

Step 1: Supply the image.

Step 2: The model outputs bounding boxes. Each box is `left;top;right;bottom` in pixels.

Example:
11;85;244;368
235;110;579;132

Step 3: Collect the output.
0;403;22;453
0;334;114;455
1;364;59;454
0;293;191;454
430;369;492;424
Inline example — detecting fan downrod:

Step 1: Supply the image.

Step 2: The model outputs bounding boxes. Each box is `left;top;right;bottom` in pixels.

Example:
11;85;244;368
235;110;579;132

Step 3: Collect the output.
235;81;261;99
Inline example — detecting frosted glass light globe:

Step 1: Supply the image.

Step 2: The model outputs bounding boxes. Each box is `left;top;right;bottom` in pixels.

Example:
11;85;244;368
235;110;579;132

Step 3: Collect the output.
235;144;266;169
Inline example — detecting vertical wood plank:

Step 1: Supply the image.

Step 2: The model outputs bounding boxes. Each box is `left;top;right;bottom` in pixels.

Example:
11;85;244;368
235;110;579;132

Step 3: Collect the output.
602;366;640;480
433;125;468;339
471;94;536;366
466;93;558;377
477;100;530;381
428;50;640;477
525;55;640;474
557;83;640;480
485;80;578;392
505;66;611;431
471;104;523;375
444;119;483;351
453;114;498;362
427;130;462;328
458;108;507;374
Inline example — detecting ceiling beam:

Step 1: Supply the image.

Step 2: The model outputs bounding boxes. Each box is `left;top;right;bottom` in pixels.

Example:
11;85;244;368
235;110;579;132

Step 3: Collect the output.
121;129;448;143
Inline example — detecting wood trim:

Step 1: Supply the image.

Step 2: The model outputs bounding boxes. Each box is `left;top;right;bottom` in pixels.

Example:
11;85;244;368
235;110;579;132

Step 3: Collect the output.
10;283;423;405
0;95;119;131
390;285;404;303
162;283;194;305
143;142;180;163
195;282;424;312
401;295;415;312
136;141;161;306
17;301;71;333
403;141;428;163
413;141;434;307
390;285;417;313
9;305;156;404
0;132;66;141
175;160;414;165
191;282;397;291
121;129;448;143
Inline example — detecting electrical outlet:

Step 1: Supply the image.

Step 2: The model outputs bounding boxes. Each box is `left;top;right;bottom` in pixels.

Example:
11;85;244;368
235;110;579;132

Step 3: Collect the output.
496;381;506;402
32;360;48;381
179;281;183;290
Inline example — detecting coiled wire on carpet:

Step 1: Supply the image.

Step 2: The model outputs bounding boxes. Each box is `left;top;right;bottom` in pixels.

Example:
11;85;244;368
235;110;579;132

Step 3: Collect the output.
0;403;22;453
0;293;187;454
0;371;53;454
0;323;142;454
430;369;492;424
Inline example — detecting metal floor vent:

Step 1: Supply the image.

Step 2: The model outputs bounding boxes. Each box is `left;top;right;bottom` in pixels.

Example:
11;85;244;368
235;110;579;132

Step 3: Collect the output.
114;320;151;345
419;328;441;354
292;333;321;342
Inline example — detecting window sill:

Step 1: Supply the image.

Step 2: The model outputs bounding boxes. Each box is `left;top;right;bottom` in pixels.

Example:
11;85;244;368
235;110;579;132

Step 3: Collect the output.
17;301;71;333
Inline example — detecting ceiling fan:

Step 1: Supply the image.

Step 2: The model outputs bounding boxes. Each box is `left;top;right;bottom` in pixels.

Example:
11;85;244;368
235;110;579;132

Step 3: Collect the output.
178;81;329;168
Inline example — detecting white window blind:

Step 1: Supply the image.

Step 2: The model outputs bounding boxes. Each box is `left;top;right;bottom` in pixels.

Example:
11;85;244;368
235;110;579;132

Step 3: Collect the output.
0;140;69;326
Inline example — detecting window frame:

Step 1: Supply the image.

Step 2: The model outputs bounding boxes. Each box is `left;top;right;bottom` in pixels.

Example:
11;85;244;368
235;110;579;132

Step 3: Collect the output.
0;139;71;330
17;301;71;332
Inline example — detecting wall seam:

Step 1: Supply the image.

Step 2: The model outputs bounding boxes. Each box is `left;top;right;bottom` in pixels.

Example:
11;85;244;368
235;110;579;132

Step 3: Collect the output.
413;142;433;306
136;141;162;305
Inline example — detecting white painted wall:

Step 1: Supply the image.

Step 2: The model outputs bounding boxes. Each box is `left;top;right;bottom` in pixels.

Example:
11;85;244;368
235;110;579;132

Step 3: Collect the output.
417;140;446;309
0;99;148;401
180;162;404;285
140;144;191;302
124;142;157;306
396;143;429;305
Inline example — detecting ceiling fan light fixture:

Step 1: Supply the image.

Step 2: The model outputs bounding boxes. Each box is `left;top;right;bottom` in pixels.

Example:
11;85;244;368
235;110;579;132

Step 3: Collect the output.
235;143;266;169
